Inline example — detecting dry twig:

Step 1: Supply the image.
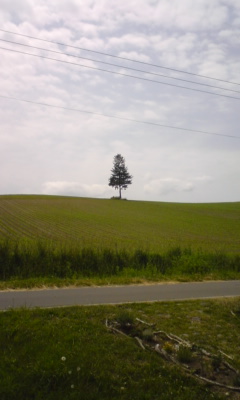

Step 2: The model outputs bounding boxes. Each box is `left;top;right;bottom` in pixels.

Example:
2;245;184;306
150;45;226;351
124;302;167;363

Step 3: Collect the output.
220;350;234;361
135;336;146;350
194;374;240;392
154;330;190;347
106;321;129;337
136;318;155;327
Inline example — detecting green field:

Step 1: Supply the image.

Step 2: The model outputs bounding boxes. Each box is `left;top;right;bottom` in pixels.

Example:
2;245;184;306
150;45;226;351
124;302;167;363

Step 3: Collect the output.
0;195;239;252
0;195;240;286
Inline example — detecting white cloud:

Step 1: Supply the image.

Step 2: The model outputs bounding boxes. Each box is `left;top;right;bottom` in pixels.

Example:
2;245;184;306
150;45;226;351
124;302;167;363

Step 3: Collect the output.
108;34;149;49
118;51;150;63
144;178;194;196
42;181;110;197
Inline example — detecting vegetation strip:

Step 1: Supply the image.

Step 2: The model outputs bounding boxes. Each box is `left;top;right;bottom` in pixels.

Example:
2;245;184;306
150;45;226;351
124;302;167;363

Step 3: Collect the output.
1;240;240;286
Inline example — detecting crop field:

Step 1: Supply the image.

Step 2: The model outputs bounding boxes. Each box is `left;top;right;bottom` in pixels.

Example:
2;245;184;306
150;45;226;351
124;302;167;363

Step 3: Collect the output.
0;195;239;252
0;195;240;284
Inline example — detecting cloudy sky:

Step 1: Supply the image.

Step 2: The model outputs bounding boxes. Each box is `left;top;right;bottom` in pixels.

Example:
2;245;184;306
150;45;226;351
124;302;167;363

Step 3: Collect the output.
0;0;240;202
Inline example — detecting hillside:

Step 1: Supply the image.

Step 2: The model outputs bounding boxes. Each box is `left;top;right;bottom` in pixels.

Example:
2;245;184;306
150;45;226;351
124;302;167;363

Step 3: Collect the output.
0;195;239;253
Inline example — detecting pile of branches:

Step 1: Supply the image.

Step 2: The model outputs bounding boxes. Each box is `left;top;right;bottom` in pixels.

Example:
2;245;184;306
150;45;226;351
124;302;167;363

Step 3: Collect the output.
106;317;240;395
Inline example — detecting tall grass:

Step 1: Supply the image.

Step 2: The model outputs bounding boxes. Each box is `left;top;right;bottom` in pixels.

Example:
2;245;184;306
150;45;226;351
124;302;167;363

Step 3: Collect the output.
1;239;240;281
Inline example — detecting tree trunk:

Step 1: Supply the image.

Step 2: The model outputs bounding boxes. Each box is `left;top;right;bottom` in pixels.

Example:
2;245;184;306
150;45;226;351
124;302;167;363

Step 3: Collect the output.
119;187;122;199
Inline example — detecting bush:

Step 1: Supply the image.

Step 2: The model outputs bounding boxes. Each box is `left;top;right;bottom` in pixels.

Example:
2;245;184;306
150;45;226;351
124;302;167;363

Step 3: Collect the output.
117;310;134;327
177;346;193;363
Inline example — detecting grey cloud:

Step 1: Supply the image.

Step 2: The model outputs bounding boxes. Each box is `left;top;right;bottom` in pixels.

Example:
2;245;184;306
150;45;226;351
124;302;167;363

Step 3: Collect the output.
194;176;213;183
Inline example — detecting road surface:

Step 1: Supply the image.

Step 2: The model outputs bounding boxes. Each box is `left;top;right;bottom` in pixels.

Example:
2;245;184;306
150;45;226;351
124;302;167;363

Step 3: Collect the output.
0;280;239;311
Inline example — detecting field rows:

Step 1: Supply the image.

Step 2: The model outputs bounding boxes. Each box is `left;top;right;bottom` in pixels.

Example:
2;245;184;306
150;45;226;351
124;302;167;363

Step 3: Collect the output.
0;201;55;240
0;196;240;252
0;197;156;249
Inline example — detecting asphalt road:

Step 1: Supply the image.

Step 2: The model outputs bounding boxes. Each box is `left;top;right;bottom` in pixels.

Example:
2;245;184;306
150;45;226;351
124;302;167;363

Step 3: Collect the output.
0;280;239;311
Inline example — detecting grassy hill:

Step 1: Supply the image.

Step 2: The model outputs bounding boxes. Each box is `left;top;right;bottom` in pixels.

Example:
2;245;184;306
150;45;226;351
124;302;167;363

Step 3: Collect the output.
0;195;239;252
0;195;239;286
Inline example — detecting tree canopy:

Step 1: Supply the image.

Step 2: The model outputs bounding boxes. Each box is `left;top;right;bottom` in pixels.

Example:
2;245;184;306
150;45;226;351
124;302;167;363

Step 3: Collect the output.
108;154;133;199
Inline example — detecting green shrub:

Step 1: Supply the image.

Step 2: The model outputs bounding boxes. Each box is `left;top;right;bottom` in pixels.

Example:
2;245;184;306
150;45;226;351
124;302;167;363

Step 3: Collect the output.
163;342;175;354
177;346;193;363
117;310;134;327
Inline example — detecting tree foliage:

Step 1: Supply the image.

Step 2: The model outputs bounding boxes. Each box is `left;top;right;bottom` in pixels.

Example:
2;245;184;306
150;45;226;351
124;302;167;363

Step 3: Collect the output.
108;154;133;199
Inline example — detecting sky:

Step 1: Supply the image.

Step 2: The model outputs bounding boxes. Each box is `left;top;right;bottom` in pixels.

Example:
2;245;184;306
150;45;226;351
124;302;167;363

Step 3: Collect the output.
0;0;240;203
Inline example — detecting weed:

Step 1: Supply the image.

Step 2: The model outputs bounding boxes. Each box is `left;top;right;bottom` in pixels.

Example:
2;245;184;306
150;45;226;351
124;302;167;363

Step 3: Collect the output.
163;341;175;354
116;310;134;327
177;346;193;363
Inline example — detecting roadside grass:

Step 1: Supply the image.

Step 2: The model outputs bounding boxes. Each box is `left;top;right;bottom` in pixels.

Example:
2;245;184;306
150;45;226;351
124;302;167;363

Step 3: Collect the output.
0;241;240;289
1;271;240;290
1;298;240;400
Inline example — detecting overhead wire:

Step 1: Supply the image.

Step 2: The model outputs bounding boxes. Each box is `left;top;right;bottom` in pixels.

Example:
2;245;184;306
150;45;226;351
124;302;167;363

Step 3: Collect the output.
0;28;239;86
1;30;239;140
1;46;240;101
1;94;239;139
0;38;239;95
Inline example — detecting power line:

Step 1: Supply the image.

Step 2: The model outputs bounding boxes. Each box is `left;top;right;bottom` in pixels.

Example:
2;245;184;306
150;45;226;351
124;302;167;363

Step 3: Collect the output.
1;46;240;101
1;94;239;139
0;28;239;87
1;38;240;95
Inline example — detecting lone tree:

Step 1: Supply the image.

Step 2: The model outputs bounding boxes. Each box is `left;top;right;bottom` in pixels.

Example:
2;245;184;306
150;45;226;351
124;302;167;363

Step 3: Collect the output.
109;154;133;199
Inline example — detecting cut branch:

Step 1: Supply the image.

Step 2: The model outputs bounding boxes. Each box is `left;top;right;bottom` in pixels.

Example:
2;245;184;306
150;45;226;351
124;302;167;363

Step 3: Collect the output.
154;330;191;347
135;336;146;350
194;374;240;392
106;321;129;337
219;350;234;361
136;318;155;327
